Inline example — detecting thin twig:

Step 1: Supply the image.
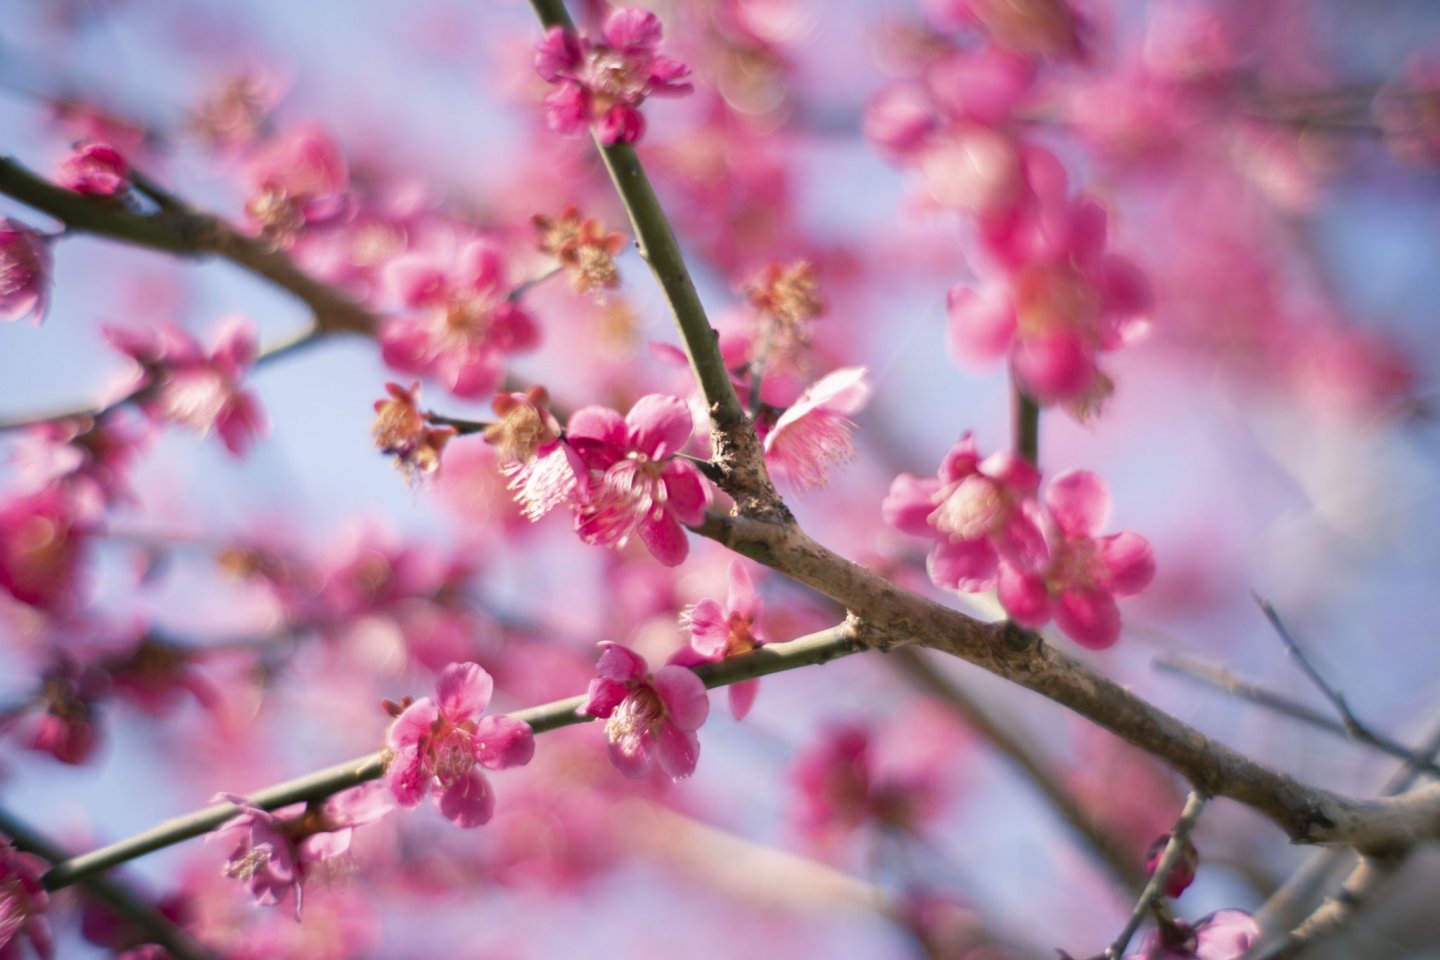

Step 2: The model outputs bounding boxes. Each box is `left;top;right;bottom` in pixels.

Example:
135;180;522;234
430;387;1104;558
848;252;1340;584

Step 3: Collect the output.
1154;655;1440;778
1105;791;1211;960
1013;382;1040;466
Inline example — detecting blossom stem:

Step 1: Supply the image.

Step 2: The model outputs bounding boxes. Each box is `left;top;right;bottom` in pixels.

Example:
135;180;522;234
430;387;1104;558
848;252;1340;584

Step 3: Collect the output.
37;622;863;892
422;411;493;436
1012;380;1040;466
1103;790;1210;960
0;806;220;960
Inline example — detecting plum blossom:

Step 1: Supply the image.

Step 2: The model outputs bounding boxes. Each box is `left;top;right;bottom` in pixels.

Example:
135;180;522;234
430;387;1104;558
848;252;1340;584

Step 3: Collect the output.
760;366;870;489
486;387;583;522
57;141;130;196
0;487;91;615
243;124;348;240
106;318;267;456
534;7;693;145
213;784;392;915
581;641;709;780
533;206;625;293
379;240;539;399
883;432;1044;592
997;470;1155;649
566;394;711;566
792;723;943;846
371;381;455;483
677;560;766;719
0;842;52;959
385;662;535;827
1146;831;1200;898
0;219;52;326
1124;910;1258;960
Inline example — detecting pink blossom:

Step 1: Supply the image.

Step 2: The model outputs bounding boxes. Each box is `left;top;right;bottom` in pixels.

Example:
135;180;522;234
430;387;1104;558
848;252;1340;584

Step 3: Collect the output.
11;414;148;507
487;388;584;522
57;141;130;196
0;487;90;614
678;560;766;719
0;219;52;326
379;240;539;399
883;432;1044;592
385;662;535;827
534;7;693;145
1145;832;1200;899
0;842;52;959
1124;910;1258;960
792;723;943;845
761;366;870;489
106;317;267;456
371;381;455;483
243;124;348;238
566;394;712;566
581;641;709;779
997;470;1156;649
23;658;104;765
213;784;392;916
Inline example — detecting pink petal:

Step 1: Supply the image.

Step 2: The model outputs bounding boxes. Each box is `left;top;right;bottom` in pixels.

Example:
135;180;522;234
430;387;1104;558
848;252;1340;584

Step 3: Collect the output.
324;782;394;828
947;284;1016;364
597;105;644;145
1056;587;1121;649
386;698;439;751
582;676;630;718
543;83;591;136
595;641;648;683
661;460;710;524
1011;328;1096;402
1192;910;1260;959
534;26;583;81
565;405;627;463
686;598;730;659
653;664;709;732
435;661;493;720
385;257;450;309
488;302;540;352
937;432;982;484
726;559;759;620
298;828;352;863
457;240;505;293
384;745;429;807
928;538;998;592
1099;531;1155;596
883;473;943;537
215;391;267;456
436;769;495;828
654;721;701;780
864;83;937;159
604;7;663;51
379;318;435;374
997;562;1050;627
473;714;535;770
1045;470;1109;538
774;367;871;428
728;679;759;721
638;511;690;566
441;344;503;399
607;732;654;779
626;394;694;459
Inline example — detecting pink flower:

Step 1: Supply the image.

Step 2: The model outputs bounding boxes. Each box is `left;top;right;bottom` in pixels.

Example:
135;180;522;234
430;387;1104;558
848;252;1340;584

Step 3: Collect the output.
243;124;348;239
566;394;712;566
0;219;52;326
581;641;709;780
487;388;584;522
371;381;455;483
761;367;870;489
379;240;539;399
1124;909;1258;960
24;658;104;765
0;842;52;959
213;784;392;916
57;141;129;196
883;432;1044;592
534;7;693;145
678;560;766;719
1145;832;1200;899
106;317;267;456
0;487;90;614
997;470;1155;649
792;723;943;845
385;662;535;827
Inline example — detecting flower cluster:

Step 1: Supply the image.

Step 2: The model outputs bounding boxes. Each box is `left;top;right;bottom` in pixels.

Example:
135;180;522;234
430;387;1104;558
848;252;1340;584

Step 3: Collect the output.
885;434;1153;649
385;662;535;827
534;7;693;145
106;317;267;456
379;240;539;399
581;641;709;780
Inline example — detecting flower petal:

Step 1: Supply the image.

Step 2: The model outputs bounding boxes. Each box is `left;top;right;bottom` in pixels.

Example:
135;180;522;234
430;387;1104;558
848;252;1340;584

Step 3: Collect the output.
653;665;709;731
883;474;943;537
1100;531;1155;596
435;662;493;721
625;394;693;459
474;714;536;770
928;538;998;593
997;562;1050;627
638;511;690;566
685;598;730;659
594;641;648;684
1045;470;1109;537
436;770;495;828
728;679;759;722
1055;587;1121;650
386;698;439;751
655;721;701;780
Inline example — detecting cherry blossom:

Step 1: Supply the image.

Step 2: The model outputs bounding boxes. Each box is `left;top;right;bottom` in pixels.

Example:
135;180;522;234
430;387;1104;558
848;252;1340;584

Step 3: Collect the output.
0;219;52;325
676;559;766;719
997;470;1156;649
534;7;693;145
581;641;709;780
378;240;539;399
883;432;1044;592
385;662;535;827
566;394;711;566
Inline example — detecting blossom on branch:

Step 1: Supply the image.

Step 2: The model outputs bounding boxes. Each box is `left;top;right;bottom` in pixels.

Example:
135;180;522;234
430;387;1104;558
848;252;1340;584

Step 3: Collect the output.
106;318;268;456
534;206;626;293
534;7;693;145
372;381;455;483
581;641;709;780
385;662;535;827
0;219;52;326
487;387;583;522
1123;909;1258;960
566;394;711;566
56;141;130;197
676;559;766;720
760;366;870;489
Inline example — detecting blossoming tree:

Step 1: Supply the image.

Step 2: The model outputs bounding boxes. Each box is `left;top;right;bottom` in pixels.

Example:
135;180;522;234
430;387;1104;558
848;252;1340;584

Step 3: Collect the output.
0;1;1438;957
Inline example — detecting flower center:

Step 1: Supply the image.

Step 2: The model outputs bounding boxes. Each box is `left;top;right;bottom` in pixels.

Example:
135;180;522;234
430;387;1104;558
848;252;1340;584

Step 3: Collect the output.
606;686;665;756
928;476;1005;541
